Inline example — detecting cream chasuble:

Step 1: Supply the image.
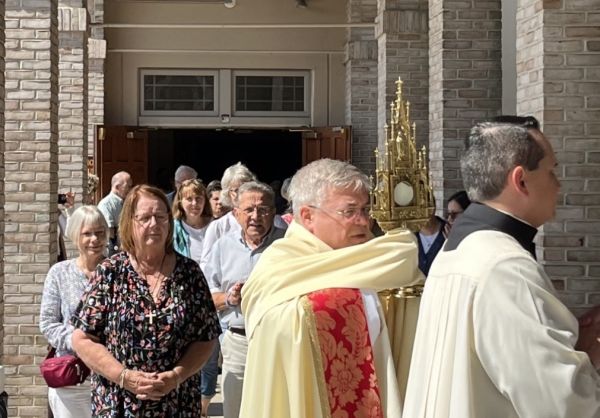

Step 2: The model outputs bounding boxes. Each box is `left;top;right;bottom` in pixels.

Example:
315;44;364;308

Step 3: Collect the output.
240;221;421;418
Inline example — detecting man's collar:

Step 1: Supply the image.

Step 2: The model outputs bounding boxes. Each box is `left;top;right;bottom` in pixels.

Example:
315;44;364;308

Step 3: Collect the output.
239;225;275;249
445;202;538;259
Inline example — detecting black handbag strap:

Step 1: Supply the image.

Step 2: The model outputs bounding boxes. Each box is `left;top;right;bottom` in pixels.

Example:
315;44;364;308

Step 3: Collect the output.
45;346;56;360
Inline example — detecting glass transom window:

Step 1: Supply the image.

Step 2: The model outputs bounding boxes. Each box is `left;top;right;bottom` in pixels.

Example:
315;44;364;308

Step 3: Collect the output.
141;70;217;115
234;71;309;116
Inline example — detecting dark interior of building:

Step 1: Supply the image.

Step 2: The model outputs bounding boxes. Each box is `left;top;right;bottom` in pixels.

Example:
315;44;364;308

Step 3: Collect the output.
147;128;302;192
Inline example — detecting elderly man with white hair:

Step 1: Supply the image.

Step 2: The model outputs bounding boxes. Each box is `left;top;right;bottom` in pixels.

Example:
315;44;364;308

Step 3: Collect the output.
240;158;421;418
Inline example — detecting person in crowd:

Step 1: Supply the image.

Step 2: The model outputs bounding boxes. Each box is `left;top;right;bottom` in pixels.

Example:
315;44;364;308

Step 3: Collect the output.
166;165;198;206
57;191;75;262
206;180;226;219
172;179;212;263
415;213;446;276
239;159;421;418
444;190;471;236
71;185;221;417
40;206;109;418
404;117;600;418
204;181;286;418
171;178;216;417
199;162;257;271
97;171;132;256
280;177;293;224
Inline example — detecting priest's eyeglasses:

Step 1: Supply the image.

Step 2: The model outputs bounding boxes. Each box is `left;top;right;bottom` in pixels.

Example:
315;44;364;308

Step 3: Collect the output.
309;205;371;221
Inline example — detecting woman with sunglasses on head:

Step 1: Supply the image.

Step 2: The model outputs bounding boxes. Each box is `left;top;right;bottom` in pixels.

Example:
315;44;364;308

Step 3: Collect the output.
71;185;220;417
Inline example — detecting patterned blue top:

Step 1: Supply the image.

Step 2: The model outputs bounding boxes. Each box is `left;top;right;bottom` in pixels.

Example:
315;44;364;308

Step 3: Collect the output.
40;259;91;357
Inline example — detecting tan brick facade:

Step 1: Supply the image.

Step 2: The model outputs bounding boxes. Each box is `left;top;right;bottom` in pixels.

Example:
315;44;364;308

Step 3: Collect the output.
428;0;503;207
517;0;600;314
4;0;59;415
346;0;378;173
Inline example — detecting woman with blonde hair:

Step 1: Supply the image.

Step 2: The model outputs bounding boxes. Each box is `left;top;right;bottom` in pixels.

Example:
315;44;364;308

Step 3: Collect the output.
172;179;213;263
40;205;109;418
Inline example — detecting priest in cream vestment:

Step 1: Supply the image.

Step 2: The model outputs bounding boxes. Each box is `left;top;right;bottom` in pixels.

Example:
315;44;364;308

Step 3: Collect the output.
240;159;422;418
404;118;600;418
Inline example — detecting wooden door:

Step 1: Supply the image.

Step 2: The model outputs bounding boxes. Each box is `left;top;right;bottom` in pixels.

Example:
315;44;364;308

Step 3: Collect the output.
95;126;148;200
301;126;352;165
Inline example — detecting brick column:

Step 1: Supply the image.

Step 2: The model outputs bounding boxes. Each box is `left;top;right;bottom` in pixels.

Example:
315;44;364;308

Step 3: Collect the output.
58;5;88;202
346;0;378;174
376;0;428;149
87;0;105;172
88;36;105;169
517;0;600;314
0;0;5;400
4;0;59;414
428;0;502;208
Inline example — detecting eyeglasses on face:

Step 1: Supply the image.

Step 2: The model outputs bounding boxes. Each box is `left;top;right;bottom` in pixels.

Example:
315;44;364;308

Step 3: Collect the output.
447;211;463;220
309;205;371;221
238;205;273;217
134;213;169;226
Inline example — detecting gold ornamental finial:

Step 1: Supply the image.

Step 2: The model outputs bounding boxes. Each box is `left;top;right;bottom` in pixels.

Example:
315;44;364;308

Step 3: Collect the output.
370;77;435;233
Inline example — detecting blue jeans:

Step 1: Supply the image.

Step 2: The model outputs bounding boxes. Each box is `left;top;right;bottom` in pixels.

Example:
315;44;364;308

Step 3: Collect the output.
201;340;220;399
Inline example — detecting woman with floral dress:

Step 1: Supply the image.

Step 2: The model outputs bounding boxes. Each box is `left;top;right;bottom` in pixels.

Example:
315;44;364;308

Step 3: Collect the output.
40;205;109;418
72;185;221;417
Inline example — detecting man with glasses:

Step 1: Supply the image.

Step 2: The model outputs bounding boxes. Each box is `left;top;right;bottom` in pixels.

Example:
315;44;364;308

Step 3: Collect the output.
203;181;285;418
240;158;421;418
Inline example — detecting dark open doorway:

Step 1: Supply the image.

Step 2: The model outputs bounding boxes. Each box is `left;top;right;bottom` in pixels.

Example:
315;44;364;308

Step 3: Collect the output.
147;128;302;192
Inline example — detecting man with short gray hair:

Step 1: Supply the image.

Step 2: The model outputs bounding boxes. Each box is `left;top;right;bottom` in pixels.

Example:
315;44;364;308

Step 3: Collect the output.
203;181;285;418
97;171;132;255
240;158;421;418
404;117;600;418
166;165;198;205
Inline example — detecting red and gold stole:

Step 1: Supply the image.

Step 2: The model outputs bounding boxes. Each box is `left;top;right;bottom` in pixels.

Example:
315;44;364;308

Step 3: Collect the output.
302;288;384;418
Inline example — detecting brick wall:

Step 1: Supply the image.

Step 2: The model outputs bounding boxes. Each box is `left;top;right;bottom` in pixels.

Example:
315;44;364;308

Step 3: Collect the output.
4;0;59;415
517;0;600;314
58;6;88;203
346;0;378;174
0;0;5;399
87;7;105;163
376;0;428;151
428;0;502;210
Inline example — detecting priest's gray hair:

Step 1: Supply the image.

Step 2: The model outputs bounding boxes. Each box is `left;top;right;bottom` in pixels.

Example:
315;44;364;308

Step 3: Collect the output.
233;181;275;207
461;122;545;202
289;158;370;218
220;162;257;208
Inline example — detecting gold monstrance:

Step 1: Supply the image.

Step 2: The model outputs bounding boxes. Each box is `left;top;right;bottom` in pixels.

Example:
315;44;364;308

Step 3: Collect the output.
370;77;434;402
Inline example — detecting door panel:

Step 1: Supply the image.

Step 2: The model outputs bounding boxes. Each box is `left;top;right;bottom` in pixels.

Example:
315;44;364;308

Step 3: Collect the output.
96;126;148;199
302;126;351;165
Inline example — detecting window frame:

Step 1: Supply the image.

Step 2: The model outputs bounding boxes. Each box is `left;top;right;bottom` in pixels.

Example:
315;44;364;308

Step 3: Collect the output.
232;70;311;117
139;69;219;117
